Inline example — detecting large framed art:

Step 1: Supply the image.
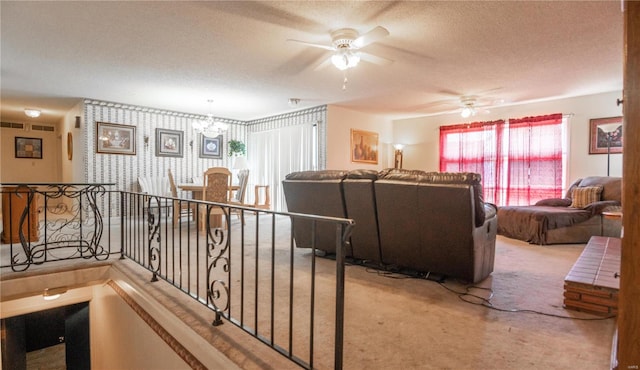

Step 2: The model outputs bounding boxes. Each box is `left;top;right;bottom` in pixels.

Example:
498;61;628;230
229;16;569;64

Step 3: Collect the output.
155;128;183;157
350;129;378;164
589;116;623;154
200;135;223;159
96;122;136;155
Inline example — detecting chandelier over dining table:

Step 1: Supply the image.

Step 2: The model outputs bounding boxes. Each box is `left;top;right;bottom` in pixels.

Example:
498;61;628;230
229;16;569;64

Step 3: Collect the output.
192;99;228;137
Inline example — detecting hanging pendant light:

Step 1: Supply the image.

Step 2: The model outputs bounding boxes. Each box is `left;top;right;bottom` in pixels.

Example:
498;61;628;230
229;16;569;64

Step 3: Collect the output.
192;99;228;137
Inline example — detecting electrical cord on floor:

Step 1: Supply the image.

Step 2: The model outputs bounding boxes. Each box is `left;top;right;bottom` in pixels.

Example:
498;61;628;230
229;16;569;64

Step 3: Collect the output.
436;280;616;321
364;267;416;279
361;266;615;320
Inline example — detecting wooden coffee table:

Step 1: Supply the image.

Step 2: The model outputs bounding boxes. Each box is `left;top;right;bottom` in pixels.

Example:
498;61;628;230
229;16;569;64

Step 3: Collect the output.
563;236;621;315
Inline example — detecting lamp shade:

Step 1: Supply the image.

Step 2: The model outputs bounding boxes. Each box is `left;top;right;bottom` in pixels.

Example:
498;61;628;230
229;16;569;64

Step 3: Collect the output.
599;123;620;134
233;156;248;170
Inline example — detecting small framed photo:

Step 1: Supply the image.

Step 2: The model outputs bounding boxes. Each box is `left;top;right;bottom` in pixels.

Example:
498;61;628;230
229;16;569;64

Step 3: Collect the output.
350;129;379;164
589;116;623;154
155;128;183;157
200;135;223;159
15;137;43;159
96;122;136;155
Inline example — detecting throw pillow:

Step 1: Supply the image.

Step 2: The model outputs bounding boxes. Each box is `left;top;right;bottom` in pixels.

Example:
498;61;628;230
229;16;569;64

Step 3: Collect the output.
535;198;572;207
570;186;603;208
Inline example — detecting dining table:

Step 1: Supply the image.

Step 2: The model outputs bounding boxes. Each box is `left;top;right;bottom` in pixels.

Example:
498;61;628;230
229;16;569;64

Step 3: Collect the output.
177;183;239;202
178;183;240;229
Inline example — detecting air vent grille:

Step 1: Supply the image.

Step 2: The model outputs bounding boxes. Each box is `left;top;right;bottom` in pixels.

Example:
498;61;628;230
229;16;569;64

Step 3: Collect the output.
0;122;25;129
31;125;55;132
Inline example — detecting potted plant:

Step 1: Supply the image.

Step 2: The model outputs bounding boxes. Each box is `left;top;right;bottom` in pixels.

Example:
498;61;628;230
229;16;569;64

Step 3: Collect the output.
228;139;246;157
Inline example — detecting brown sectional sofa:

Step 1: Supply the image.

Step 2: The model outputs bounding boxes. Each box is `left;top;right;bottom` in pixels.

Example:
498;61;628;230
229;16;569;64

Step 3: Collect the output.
497;176;622;245
282;169;498;283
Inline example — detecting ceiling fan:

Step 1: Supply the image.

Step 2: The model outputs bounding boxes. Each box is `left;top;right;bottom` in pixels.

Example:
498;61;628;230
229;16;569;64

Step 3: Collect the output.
414;88;505;117
287;26;393;71
459;96;485;118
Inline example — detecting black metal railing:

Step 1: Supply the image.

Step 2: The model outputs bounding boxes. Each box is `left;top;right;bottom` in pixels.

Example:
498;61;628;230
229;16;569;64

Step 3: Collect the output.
0;183;120;271
0;184;354;369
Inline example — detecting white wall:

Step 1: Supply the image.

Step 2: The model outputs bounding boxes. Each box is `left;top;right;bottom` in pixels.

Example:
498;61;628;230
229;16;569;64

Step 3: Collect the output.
326;105;394;170
392;91;623;188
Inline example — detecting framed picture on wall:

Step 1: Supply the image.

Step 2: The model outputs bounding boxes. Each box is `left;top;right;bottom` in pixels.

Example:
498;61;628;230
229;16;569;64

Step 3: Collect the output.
96;122;136;155
350;129;379;164
200;134;223;159
15;137;43;159
589;116;623;154
155;128;183;157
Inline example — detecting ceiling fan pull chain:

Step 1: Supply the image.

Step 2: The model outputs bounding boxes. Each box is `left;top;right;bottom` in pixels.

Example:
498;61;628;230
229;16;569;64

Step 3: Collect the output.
342;72;348;91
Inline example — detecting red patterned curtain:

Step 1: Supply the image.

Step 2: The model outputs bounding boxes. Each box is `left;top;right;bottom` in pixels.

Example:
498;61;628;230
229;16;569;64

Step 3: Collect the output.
497;113;564;206
439;113;563;206
439;120;504;204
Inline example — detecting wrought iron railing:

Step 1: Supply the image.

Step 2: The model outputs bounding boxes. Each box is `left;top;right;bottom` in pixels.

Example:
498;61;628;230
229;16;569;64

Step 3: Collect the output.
0;183;119;271
0;184;354;370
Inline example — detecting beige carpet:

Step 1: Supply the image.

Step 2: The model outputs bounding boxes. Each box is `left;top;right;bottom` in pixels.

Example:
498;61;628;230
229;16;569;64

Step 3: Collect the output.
2;215;615;369
111;215;615;370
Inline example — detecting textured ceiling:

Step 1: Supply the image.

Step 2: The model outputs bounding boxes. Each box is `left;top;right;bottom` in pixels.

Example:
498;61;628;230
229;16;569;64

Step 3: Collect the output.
0;1;624;123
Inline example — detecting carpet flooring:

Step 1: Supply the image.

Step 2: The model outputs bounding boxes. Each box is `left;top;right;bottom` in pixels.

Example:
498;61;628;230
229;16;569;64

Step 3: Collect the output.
2;214;616;369
113;216;616;370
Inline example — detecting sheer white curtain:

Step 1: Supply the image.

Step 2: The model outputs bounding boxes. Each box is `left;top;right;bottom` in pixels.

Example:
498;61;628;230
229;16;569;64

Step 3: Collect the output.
247;122;317;211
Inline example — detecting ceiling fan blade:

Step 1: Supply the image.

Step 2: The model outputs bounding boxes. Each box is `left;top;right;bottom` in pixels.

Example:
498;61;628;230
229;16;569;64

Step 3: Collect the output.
405;98;459;111
208;2;326;34
287;39;335;51
438;89;464;97
359;52;393;66
352;26;389;48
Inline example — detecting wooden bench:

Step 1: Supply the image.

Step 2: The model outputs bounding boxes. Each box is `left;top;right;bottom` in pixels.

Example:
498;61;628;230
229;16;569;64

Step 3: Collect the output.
564;236;621;315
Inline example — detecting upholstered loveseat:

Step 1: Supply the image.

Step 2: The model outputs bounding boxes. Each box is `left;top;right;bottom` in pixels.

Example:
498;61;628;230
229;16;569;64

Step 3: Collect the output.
497;176;622;245
282;169;498;283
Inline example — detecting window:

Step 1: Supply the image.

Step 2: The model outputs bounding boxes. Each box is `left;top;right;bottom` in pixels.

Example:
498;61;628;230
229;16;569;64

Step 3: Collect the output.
248;122;317;211
440;113;565;206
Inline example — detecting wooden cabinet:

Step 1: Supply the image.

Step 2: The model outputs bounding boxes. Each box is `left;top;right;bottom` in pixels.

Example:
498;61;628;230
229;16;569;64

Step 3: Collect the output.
1;186;39;243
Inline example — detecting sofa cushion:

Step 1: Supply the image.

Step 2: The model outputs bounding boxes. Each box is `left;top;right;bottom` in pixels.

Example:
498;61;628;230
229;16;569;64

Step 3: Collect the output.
378;168;430;178
346;169;379;180
564;178;583;198
570;186;603;208
284;170;347;181
420;172;486;227
578;176;621;202
535;198;573;207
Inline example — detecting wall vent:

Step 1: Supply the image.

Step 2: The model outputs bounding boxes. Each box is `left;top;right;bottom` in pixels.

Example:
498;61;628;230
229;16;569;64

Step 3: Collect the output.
31;124;55;132
0;122;25;129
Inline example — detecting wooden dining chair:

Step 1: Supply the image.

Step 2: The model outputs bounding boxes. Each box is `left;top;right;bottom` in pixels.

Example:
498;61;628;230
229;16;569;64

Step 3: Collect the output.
168;169;192;226
229;169;249;223
200;167;232;232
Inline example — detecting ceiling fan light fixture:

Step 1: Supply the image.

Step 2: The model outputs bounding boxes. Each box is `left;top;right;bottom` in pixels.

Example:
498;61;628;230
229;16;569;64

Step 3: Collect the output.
24;108;41;118
461;106;475;118
331;49;360;71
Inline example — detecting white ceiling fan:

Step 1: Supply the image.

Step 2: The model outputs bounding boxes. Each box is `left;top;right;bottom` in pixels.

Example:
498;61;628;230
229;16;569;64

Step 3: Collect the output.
459;96;484;118
413;88;505;117
287;26;393;71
